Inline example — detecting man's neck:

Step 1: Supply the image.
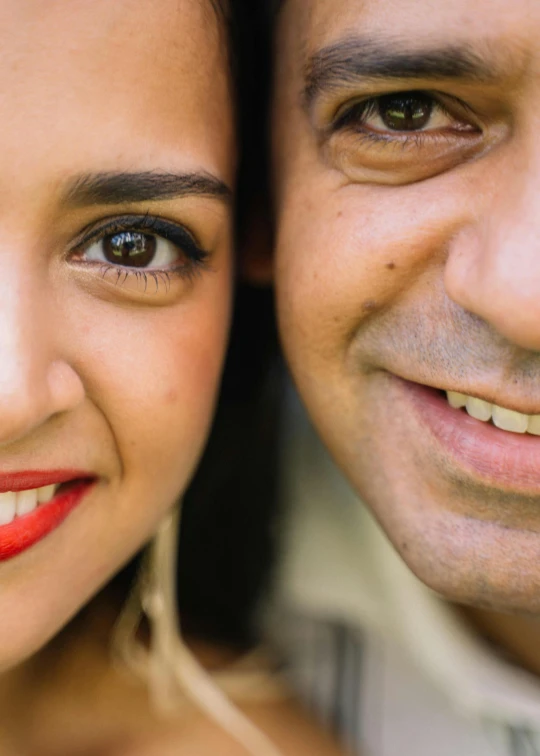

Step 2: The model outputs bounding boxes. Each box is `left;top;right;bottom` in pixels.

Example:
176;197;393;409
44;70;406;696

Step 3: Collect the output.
459;605;540;678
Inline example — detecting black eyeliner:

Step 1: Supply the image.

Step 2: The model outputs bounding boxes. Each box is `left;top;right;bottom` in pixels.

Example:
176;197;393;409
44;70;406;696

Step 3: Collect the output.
75;213;210;267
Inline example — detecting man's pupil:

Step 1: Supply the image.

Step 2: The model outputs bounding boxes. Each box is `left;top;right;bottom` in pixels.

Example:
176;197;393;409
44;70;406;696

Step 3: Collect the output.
379;93;433;131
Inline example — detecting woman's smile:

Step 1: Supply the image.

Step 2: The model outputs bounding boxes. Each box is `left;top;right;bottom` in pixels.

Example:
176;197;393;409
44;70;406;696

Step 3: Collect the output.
0;472;96;559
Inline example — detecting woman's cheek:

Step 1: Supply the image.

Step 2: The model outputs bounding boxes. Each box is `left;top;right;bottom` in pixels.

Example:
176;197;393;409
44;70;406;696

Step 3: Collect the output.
67;277;231;496
151;307;230;473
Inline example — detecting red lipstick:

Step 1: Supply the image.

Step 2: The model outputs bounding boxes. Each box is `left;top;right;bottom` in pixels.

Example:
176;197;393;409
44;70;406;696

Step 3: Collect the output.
0;471;95;561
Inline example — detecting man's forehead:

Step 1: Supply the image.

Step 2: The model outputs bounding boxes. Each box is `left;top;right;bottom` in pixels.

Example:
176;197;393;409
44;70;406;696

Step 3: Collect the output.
279;0;532;72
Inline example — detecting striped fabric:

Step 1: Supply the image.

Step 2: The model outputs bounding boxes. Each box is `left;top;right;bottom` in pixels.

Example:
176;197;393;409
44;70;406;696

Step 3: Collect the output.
272;610;540;756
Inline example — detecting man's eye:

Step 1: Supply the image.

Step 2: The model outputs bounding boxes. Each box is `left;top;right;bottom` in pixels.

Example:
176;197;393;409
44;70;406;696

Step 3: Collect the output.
368;92;434;131
84;230;177;269
323;89;485;185
334;91;472;136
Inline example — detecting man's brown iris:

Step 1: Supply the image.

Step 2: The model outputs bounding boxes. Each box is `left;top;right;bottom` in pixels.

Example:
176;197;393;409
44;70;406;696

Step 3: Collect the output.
377;92;433;131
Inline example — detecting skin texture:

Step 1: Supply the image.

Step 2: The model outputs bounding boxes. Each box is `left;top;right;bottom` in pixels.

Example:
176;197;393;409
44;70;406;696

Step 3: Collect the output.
271;0;540;621
0;0;235;671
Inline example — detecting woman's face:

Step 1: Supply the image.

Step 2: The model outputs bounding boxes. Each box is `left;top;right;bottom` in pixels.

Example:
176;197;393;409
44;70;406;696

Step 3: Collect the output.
0;0;234;669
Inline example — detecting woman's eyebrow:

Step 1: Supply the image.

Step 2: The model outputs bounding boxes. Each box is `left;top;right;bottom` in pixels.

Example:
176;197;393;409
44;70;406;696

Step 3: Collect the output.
303;36;498;108
64;170;232;207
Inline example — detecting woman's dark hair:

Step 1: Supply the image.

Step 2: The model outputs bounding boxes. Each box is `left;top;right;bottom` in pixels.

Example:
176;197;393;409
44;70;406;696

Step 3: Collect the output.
178;286;283;648
176;0;283;650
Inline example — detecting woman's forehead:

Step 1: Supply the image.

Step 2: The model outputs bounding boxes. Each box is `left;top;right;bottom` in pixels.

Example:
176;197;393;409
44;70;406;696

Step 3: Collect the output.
0;0;235;193
0;0;228;89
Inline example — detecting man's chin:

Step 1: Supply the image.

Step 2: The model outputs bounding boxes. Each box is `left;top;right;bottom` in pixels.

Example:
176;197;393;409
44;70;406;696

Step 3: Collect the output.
379;504;540;616
292;367;540;615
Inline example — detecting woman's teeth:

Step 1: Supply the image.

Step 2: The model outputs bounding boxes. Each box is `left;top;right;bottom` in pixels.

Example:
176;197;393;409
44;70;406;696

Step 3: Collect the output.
447;391;540;435
0;484;56;526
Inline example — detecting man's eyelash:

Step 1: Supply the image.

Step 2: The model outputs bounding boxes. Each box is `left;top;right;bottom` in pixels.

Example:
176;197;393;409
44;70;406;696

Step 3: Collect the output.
333;98;380;131
330;91;478;142
332;96;448;131
342;128;444;151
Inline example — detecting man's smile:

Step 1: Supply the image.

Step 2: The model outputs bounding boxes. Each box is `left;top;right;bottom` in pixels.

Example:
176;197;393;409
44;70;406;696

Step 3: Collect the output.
401;378;540;492
446;390;540;435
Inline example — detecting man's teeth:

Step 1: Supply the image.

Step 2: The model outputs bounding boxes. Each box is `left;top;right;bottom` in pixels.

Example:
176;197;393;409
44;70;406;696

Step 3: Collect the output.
492;405;529;434
0;484;56;526
446;391;540;435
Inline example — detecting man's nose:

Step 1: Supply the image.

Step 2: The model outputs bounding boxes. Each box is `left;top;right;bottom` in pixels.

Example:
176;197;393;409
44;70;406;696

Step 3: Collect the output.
445;164;540;352
0;262;84;446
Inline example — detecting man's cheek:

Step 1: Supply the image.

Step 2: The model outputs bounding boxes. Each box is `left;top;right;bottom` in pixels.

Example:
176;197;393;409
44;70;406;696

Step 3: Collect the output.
276;198;413;359
279;182;472;354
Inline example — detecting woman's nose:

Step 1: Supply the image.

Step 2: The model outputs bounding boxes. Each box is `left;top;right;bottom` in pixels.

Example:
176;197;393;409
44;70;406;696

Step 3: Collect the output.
445;162;540;352
0;264;85;446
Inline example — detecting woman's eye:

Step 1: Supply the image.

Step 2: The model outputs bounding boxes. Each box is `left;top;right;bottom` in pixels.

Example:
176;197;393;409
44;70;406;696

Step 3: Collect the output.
84;230;178;269
69;215;211;296
335;91;472;136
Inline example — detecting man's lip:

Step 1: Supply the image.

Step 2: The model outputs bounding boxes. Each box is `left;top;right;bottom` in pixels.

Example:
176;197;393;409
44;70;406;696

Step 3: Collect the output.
398;378;540;492
0;470;93;493
427;385;540;417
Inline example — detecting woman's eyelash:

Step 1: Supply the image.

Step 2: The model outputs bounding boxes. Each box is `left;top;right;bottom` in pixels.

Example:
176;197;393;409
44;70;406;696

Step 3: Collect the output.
93;264;179;293
78;213;210;267
71;213;211;291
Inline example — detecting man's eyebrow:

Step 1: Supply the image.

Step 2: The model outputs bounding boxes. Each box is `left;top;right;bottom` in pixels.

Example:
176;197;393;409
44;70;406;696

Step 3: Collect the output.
64;171;232;207
303;36;497;107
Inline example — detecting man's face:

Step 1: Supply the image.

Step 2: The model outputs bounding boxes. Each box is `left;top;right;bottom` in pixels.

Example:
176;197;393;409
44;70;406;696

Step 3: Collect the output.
272;0;540;613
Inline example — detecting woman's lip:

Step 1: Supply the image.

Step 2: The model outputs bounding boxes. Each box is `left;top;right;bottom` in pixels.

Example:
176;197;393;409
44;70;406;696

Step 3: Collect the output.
398;378;540;492
0;479;96;561
0;470;91;494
